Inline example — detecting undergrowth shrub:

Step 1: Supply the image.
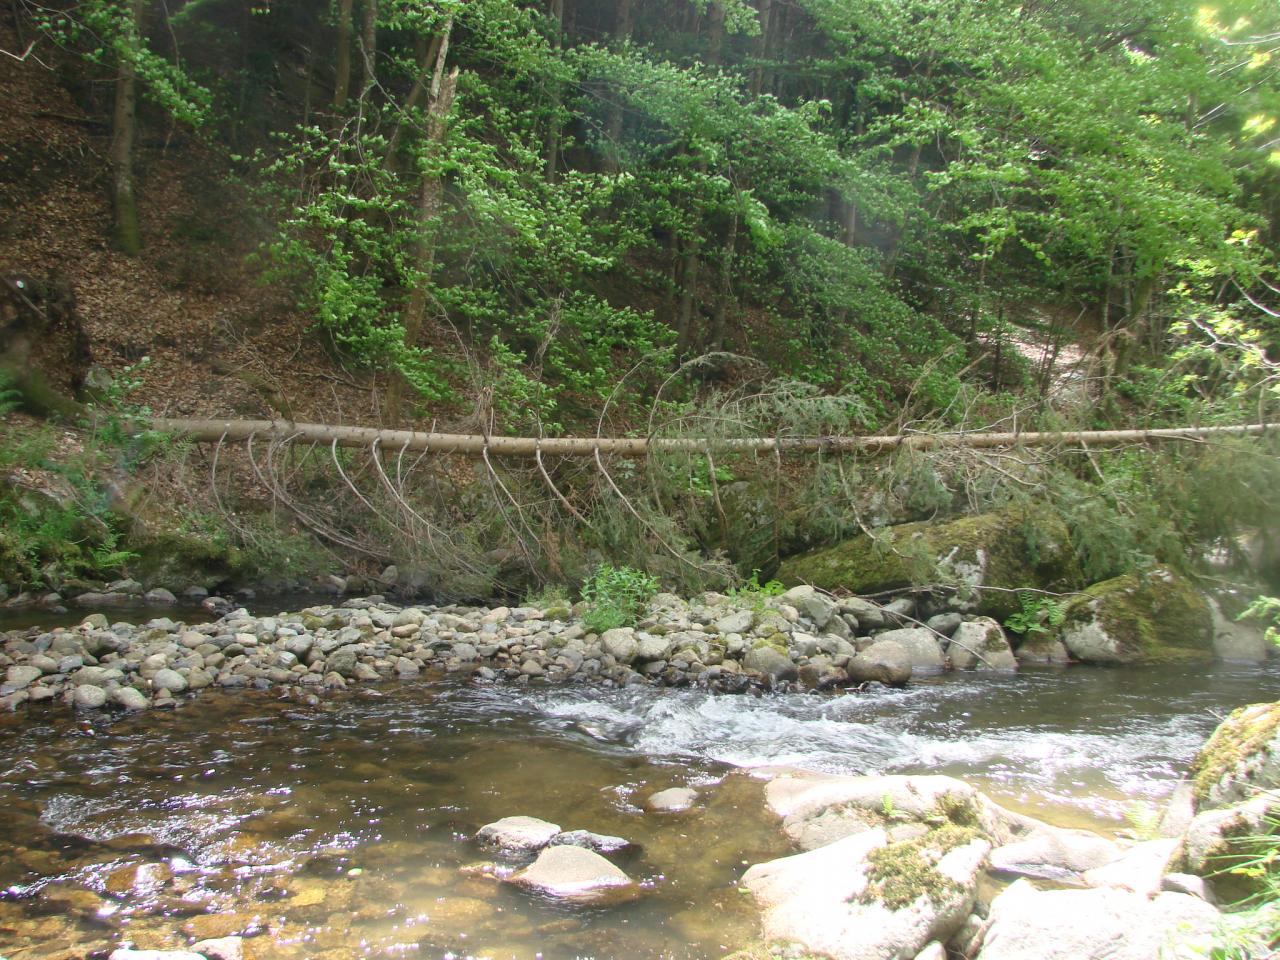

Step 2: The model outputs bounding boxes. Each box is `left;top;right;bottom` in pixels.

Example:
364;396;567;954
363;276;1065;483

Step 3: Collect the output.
580;564;659;633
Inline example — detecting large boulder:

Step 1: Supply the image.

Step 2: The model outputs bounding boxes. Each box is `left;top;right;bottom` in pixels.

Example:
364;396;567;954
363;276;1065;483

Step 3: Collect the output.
778;509;1081;621
1181;789;1280;904
1189;700;1280;810
846;639;912;687
948;618;1017;672
1059;567;1213;664
1210;599;1271;663
763;772;1024;848
872;628;945;673
742;825;990;960
974;879;1218;960
988;826;1120;882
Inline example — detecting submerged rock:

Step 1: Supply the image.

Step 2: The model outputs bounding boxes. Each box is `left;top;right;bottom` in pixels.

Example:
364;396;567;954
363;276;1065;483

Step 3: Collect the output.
646;787;699;813
510;845;634;903
548;830;633;854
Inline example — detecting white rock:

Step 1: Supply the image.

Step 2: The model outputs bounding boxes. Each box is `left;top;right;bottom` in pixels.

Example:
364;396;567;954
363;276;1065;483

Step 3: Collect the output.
873;628;945;673
599;628;638;663
1209;598;1270;663
191;938;244;960
742;827;989;960
152;669;188;693
475;816;561;851
948;618;1017;672
510;845;634;903
1082;838;1178;895
73;684;108;709
646;787;699;812
975;880;1218;960
111;686;149;711
989;826;1120;881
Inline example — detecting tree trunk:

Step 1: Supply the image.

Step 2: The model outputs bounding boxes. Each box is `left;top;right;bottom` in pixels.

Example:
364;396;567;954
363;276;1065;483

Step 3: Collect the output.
384;30;446;167
150;417;1280;459
676;241;701;356
708;212;738;351
602;0;632;174
707;1;726;66
750;0;772;96
333;0;354;111
543;0;565;183
358;0;378;119
108;0;143;256
387;19;457;426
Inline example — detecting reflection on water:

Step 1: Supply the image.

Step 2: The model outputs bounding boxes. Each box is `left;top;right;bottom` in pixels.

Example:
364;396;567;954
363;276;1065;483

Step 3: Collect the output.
0;661;1277;959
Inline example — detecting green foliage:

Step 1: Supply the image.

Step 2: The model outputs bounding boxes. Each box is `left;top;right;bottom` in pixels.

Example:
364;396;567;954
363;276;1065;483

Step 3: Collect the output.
580;564;659;634
1202;810;1280;959
1004;593;1067;637
1239;596;1280;649
727;570;786;611
522;582;572;610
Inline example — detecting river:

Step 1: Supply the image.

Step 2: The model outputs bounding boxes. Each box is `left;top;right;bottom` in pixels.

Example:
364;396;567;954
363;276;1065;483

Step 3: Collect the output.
0;639;1277;959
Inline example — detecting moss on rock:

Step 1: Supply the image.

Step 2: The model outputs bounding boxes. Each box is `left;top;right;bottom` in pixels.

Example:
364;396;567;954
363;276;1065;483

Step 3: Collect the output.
1059;567;1213;665
859;823;980;910
777;508;1081;621
1190;701;1280;809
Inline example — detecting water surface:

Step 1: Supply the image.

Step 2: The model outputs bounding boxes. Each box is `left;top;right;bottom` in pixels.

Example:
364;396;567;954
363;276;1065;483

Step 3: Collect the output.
1;661;1277;959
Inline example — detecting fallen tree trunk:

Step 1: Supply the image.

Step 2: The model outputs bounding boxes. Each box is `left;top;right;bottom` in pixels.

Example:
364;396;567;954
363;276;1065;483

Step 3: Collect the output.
148;418;1279;458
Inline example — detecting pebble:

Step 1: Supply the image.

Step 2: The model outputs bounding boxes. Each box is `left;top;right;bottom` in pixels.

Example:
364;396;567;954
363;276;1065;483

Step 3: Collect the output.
0;584;1030;718
73;684;108;709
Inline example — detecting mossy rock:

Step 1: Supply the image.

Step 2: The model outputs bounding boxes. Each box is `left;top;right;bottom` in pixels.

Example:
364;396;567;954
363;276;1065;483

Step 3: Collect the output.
1190;700;1280;810
124;527;242;591
1059;567;1212;665
777;508;1081;621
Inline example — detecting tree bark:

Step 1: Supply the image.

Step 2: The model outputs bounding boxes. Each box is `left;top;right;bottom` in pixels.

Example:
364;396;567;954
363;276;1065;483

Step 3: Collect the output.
675;240;701;356
108;0;143;256
358;0;378;117
708;212;738;351
387;18;457;425
384;30;446;167
543;0;565;183
333;0;354;111
750;0;772;96
150;418;1280;459
602;0;632;174
707;1;726;67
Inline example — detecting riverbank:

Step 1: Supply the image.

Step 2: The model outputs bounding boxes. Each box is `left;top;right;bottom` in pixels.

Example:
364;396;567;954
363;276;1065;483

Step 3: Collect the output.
3;572;1275;717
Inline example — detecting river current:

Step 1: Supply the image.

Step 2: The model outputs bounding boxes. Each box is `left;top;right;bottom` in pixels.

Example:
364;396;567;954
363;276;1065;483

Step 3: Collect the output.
1;659;1277;959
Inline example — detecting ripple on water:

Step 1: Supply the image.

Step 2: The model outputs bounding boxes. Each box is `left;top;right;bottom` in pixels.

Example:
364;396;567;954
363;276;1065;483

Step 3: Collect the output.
0;661;1277;958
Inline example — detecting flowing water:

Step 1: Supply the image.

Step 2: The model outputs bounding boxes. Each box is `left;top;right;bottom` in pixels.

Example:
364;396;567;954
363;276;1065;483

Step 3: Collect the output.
2;660;1278;960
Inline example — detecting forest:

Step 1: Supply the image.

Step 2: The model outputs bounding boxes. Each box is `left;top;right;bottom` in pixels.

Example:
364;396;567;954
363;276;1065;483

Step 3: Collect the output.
4;5;1280;959
2;0;1280;597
